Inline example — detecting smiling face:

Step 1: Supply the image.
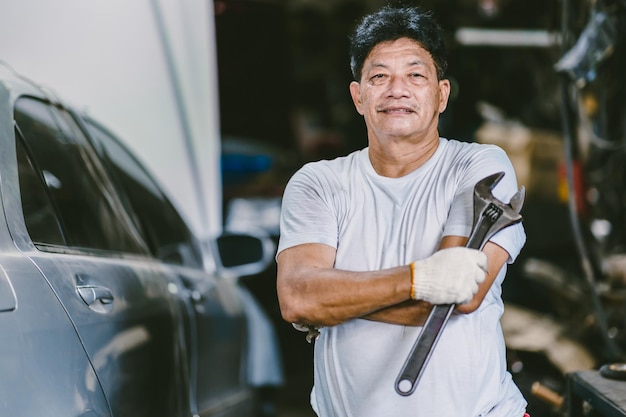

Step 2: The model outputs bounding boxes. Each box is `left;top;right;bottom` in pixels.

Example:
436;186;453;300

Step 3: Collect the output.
349;37;450;149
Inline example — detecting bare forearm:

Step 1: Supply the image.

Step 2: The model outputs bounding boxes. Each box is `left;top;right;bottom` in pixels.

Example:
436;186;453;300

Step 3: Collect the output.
361;300;433;326
277;245;412;327
276;239;506;328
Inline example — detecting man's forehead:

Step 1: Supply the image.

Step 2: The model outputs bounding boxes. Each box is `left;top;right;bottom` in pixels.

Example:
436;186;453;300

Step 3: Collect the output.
364;38;432;67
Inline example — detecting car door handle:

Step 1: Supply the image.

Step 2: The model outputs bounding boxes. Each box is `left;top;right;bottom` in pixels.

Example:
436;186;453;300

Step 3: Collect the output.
76;285;114;306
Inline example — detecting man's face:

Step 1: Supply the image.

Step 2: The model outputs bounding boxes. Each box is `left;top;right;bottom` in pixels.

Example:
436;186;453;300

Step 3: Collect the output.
349;37;450;144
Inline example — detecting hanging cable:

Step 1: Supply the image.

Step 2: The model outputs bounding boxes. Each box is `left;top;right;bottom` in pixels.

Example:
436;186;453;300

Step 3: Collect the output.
556;0;623;359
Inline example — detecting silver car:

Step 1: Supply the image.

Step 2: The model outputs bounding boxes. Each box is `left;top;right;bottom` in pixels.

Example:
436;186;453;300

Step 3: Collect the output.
0;64;272;417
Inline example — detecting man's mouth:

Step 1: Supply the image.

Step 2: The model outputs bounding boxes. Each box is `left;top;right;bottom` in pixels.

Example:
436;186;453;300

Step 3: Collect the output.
378;106;414;114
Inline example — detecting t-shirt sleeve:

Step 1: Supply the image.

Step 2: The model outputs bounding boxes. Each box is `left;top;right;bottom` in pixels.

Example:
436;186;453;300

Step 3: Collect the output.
443;145;526;263
276;164;339;258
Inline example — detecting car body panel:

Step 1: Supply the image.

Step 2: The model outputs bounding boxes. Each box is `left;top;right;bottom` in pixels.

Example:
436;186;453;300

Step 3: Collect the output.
1;73;112;417
0;254;112;417
0;67;259;416
82;117;253;416
22;251;187;417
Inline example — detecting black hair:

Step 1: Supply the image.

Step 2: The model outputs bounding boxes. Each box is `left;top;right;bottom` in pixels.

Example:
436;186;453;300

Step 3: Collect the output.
349;5;448;81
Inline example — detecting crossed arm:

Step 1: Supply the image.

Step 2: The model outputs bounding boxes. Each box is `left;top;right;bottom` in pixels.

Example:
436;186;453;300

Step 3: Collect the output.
276;235;510;328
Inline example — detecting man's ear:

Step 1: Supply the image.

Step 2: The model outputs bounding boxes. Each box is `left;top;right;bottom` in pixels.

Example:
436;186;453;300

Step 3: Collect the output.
349;81;364;115
438;79;451;114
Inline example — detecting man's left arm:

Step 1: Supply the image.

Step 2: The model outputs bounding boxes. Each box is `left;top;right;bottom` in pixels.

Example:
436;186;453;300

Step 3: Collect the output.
361;236;509;325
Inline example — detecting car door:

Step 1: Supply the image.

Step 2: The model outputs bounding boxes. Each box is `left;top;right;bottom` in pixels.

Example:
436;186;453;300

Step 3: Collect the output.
0;222;111;417
11;96;188;417
81;118;254;417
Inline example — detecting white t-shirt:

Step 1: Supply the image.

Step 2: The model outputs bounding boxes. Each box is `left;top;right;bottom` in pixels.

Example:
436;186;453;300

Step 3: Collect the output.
277;138;527;417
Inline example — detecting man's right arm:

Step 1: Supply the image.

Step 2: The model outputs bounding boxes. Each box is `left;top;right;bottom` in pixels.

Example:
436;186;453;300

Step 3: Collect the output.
276;242;415;328
276;242;488;328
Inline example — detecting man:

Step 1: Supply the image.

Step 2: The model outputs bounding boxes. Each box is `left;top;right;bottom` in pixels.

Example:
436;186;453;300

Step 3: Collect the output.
276;5;528;416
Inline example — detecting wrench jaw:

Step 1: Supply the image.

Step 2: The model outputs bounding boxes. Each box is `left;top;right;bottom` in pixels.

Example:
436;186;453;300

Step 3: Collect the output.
474;171;505;198
471;172;505;239
470;172;525;250
509;186;526;214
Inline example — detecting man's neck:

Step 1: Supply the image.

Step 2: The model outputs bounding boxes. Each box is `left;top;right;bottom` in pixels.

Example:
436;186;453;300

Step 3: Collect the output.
368;134;440;178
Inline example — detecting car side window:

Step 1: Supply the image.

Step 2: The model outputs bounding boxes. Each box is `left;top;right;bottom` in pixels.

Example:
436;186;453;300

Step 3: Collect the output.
14;129;66;245
83;118;202;267
13;97;147;254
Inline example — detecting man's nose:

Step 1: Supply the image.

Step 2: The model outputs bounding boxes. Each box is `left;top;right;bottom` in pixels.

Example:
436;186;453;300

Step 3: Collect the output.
386;75;410;97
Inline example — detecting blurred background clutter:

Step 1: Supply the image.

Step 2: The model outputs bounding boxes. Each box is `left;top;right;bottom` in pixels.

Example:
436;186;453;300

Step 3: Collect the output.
216;1;626;416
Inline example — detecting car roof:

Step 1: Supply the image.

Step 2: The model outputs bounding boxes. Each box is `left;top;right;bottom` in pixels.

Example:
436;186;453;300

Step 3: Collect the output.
0;62;64;109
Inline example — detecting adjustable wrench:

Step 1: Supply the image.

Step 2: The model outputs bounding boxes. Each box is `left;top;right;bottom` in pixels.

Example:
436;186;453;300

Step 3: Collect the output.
395;171;525;396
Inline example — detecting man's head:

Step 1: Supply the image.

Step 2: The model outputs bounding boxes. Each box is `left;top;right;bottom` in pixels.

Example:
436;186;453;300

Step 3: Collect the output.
347;5;451;164
349;5;448;82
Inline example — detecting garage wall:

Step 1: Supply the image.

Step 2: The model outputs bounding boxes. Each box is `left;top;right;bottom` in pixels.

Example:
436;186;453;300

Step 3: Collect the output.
0;0;222;239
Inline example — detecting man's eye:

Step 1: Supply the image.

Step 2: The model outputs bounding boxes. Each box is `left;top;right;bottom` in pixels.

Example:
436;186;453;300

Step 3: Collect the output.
369;74;386;84
410;73;423;78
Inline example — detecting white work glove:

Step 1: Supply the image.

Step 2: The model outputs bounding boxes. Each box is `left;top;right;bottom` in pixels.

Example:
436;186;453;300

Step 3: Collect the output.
410;247;488;304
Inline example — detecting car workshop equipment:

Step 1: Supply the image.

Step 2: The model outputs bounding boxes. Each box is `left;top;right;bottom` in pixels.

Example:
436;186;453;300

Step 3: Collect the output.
395;171;525;396
567;369;626;416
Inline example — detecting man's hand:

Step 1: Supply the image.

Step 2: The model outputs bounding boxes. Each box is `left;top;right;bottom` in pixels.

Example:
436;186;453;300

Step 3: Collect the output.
410;247;487;304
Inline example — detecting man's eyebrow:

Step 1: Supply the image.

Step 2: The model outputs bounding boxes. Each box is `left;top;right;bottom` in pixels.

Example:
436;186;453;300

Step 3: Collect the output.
365;59;429;74
370;63;389;69
369;60;427;69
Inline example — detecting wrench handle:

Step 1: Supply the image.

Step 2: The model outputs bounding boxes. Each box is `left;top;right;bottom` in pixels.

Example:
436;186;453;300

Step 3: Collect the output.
395;208;494;396
394;172;524;396
395;303;454;396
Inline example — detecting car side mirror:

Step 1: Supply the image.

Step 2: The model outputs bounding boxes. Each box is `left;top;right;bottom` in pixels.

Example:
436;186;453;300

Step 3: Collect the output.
214;231;276;278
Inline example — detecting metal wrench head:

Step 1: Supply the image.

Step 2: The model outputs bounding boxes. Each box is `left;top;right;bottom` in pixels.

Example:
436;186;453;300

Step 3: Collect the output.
509;186;526;213
470;171;525;249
